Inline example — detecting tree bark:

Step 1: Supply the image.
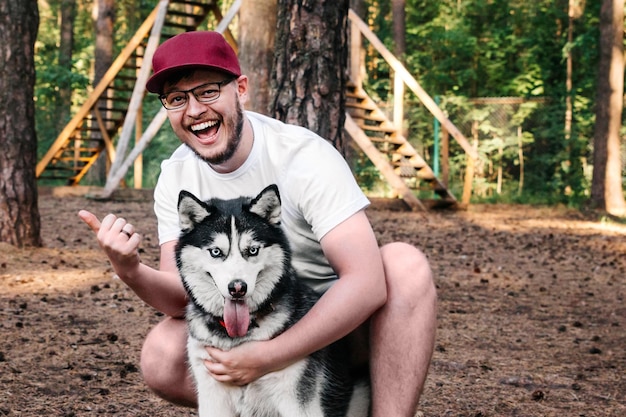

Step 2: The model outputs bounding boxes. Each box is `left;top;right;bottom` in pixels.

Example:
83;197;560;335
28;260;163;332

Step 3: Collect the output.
392;0;405;60
58;0;76;130
0;0;42;247
87;0;115;184
270;0;349;153
590;0;625;215
94;0;115;90
349;0;366;18
239;0;277;115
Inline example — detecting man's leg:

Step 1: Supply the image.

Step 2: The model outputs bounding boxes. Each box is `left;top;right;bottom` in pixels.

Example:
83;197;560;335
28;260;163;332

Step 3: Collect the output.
140;317;197;407
370;242;437;417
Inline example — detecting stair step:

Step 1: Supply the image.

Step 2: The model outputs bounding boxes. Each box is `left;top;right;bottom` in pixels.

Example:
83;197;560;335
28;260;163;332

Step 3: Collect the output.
45;165;80;171
368;136;404;146
78;125;113;132
355;122;397;134
98;107;128;114
57;157;91;164
97;106;126;113
391;143;417;157
169;0;213;7
345;100;377;112
392;159;427;171
345;90;366;100
167;10;206;19
347;110;387;122
57;149;98;158
116;75;139;82
85;116;121;124
164;22;201;31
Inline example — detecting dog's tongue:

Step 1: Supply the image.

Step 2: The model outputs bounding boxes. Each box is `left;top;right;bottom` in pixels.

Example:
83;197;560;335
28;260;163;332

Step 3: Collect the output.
224;299;250;337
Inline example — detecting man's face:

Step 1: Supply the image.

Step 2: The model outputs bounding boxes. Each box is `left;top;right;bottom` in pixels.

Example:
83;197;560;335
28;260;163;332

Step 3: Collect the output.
163;70;247;169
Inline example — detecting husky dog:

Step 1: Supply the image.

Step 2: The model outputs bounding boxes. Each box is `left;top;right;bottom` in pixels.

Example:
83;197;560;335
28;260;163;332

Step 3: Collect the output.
175;185;370;417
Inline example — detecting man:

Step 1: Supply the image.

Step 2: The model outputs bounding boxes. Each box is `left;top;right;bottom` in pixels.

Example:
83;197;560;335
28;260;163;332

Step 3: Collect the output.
79;31;436;416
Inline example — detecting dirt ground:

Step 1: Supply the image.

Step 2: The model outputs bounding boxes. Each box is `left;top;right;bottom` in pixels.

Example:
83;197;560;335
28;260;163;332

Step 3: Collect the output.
1;188;625;417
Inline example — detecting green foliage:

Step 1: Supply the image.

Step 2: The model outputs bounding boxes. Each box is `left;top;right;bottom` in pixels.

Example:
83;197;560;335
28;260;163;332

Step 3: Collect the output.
358;0;610;207
36;0;89;156
33;0;620;203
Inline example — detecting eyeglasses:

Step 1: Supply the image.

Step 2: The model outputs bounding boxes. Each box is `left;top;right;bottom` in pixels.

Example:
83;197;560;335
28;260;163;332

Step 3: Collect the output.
158;79;235;110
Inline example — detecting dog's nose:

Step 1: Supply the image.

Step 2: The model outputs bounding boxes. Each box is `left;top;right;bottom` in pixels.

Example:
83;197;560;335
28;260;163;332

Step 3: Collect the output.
228;279;247;299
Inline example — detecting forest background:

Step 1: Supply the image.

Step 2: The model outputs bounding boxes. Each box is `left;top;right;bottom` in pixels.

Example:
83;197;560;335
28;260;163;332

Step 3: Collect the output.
1;2;625;415
33;0;625;208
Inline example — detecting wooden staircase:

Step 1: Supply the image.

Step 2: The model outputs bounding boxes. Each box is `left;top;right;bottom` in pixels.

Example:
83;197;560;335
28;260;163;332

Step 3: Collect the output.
36;0;230;185
344;83;457;211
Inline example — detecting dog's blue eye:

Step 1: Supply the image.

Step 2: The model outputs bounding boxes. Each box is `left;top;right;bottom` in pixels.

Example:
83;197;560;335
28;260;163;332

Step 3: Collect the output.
247;246;259;257
209;247;222;258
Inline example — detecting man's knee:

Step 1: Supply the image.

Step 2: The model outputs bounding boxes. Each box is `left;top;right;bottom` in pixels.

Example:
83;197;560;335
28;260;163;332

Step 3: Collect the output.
140;318;196;407
141;318;185;379
380;242;436;304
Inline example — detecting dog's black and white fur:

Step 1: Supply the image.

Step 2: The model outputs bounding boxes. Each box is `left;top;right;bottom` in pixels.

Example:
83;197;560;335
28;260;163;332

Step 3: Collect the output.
175;185;370;417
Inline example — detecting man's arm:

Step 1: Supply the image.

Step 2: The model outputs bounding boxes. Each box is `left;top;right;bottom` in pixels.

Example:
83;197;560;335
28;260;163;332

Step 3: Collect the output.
205;209;387;384
78;210;188;318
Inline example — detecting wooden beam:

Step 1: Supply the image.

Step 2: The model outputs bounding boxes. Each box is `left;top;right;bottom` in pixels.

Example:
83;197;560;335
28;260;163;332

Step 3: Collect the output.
393;75;404;133
349;18;362;86
103;0;169;195
93;107;116;163
97;108;168;199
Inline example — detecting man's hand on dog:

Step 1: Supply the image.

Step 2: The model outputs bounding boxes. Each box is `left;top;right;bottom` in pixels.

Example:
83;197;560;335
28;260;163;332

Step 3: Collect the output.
204;342;278;386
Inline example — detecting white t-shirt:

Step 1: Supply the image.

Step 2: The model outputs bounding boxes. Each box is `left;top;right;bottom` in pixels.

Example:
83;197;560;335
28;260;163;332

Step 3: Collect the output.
154;111;370;289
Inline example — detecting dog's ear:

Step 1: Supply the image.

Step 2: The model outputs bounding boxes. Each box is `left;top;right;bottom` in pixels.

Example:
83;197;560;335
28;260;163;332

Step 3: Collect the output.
249;184;281;225
178;190;211;231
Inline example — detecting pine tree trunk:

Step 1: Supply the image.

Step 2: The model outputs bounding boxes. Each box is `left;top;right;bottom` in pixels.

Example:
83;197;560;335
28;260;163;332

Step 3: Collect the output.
94;0;115;105
88;0;115;185
239;0;277;115
0;0;42;247
392;0;405;60
349;0;366;17
58;0;76;130
591;0;626;215
270;0;349;153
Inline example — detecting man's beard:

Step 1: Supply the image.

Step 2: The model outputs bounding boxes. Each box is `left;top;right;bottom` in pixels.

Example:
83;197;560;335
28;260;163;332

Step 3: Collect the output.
191;100;244;166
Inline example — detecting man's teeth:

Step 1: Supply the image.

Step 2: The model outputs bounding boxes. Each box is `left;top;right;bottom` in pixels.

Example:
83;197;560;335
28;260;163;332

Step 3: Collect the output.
191;120;218;132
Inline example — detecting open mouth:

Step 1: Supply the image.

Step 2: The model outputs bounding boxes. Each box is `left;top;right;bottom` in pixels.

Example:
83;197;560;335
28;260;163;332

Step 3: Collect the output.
190;120;220;139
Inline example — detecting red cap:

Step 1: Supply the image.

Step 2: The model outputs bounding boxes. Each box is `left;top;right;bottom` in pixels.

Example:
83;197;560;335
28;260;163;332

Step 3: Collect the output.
146;31;241;93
